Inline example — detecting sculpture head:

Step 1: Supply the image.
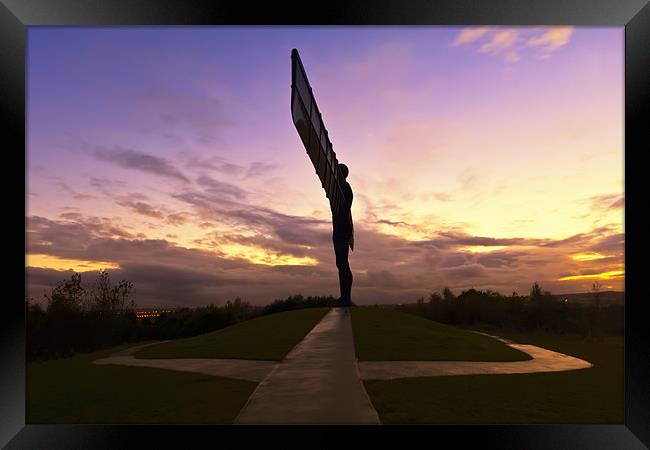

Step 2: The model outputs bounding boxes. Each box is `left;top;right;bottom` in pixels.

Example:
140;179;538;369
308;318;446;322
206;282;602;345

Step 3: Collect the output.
339;163;349;179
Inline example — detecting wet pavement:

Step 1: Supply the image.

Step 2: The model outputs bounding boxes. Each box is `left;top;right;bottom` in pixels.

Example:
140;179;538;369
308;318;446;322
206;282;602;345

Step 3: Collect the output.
234;307;381;424
93;342;277;382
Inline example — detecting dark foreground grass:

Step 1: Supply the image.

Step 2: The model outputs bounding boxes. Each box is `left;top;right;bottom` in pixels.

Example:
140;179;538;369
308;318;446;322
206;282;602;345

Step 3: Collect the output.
27;343;257;423
350;307;530;361
364;331;623;424
136;307;330;361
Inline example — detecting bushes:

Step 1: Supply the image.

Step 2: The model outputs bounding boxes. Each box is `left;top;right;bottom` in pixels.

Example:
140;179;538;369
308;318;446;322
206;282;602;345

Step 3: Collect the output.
149;305;241;340
261;294;338;315
27;271;339;361
144;294;337;340
398;283;623;338
26;271;139;360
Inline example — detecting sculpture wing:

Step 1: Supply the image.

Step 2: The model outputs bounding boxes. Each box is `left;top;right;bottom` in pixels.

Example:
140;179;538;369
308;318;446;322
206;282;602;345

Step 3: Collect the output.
290;48;346;216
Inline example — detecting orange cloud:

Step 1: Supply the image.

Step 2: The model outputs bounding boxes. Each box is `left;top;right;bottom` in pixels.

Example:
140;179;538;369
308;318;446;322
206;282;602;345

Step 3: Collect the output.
218;242;319;266
452;27;574;63
479;29;519;54
527;27;573;52
27;254;120;272
571;252;607;261
452;27;492;46
558;270;624;281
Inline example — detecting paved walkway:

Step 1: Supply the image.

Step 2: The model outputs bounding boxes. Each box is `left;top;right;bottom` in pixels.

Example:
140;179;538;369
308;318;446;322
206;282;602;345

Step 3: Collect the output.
94;309;593;424
357;331;593;380
93;342;277;382
234;308;381;424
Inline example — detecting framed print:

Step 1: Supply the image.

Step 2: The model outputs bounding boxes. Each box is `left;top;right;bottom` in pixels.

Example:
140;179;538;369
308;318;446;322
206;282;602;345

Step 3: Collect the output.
3;0;649;448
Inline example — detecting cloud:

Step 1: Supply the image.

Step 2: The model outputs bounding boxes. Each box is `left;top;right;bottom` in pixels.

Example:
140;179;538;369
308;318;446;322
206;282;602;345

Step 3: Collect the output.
171;178;331;250
440;263;487;280
527;27;573;52
25;214;334;306
118;200;165;219
587;193;625;212
26;195;624;306
135;87;232;145
177;152;246;176
440;253;469;268
246;161;277;178
89;177;126;196
610;196;624;209
422;231;542;250
111;193;171;220
375;218;410;227
458;170;480;192
59;211;82;220
55;182;97;201
588;233;624;255
166;212;193;226
176;152;276;181
452;27;574;63
477;250;528;268
452;28;492;46
92;146;189;183
479;29;519;54
196;175;248;200
432;192;452;202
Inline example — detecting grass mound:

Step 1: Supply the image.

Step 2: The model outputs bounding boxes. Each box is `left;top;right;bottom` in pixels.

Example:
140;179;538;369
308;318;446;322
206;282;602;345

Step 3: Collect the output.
350;307;531;361
136;307;330;361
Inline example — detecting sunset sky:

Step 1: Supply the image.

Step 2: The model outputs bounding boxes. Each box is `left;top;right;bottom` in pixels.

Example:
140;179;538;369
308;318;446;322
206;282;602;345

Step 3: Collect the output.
26;27;624;307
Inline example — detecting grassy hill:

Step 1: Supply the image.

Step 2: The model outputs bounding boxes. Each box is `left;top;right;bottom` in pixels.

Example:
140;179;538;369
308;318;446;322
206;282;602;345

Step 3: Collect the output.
350;307;530;361
135;307;330;361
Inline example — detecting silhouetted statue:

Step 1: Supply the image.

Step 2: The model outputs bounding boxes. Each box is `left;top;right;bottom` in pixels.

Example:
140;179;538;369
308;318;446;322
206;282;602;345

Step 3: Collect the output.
290;49;355;307
332;163;353;306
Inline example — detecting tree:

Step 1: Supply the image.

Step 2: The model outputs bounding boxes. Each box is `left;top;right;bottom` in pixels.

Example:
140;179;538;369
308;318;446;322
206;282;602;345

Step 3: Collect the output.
89;270;135;315
442;287;456;302
46;272;87;320
529;282;548;330
43;273;88;357
530;282;543;302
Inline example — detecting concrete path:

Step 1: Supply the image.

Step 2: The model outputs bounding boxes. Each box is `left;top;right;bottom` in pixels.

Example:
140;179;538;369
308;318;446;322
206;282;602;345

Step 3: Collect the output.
93;311;593;423
358;331;593;380
93;342;277;382
234;307;381;424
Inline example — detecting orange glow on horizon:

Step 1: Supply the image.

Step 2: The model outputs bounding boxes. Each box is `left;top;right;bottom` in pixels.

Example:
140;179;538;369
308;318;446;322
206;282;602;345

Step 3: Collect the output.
26;254;120;272
218;243;319;266
459;245;508;254
558;270;624;281
571;252;607;261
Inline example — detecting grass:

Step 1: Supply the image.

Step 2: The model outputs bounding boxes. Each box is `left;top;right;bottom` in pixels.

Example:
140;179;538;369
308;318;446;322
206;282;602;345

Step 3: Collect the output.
136;307;330;361
350;307;530;361
27;343;257;423
363;329;623;424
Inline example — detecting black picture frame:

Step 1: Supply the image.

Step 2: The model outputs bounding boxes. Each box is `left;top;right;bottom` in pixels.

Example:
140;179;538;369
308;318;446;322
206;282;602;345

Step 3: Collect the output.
3;0;648;448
